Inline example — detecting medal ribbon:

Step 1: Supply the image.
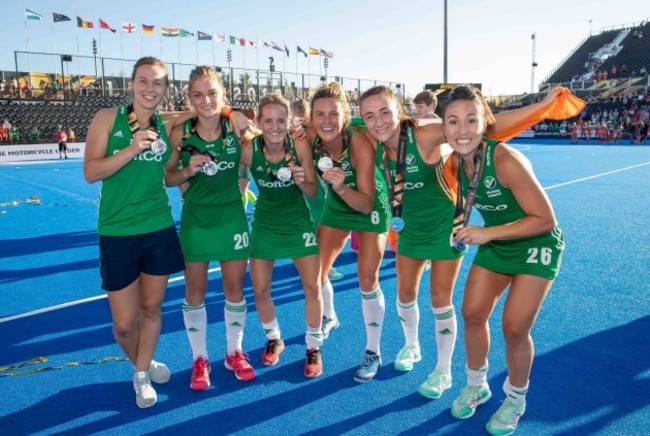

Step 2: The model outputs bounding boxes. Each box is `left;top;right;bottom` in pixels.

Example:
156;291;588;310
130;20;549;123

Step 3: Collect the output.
259;134;296;181
179;116;228;163
315;129;350;162
126;104;159;136
381;122;409;220
451;141;485;236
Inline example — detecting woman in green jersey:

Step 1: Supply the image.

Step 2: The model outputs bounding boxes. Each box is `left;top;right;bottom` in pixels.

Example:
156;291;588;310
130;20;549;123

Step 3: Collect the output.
443;85;564;435
165;66;255;391
240;93;324;378
359;86;563;401
83;57;190;409
308;83;390;383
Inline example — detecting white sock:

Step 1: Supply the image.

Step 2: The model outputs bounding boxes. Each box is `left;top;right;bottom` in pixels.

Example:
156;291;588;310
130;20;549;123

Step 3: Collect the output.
224;299;247;356
361;287;385;355
183;301;208;361
305;326;323;350
262;318;281;341
321;279;336;319
503;376;528;405
433;305;457;373
397;299;419;347
467;362;489;387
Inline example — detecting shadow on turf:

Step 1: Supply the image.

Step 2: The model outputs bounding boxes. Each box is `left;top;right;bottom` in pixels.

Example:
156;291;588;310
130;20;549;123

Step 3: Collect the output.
0;230;98;259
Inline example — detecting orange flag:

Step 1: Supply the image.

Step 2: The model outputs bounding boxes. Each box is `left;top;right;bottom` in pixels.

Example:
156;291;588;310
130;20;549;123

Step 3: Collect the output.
489;87;586;143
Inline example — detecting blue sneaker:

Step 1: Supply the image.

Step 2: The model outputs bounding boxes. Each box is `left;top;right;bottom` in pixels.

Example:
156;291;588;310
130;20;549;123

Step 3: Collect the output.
353;350;381;383
321;316;340;339
486;398;526;435
327;267;344;281
451;384;492;419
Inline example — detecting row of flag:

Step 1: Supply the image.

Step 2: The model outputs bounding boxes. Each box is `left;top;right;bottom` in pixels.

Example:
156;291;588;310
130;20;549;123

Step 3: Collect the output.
25;8;334;58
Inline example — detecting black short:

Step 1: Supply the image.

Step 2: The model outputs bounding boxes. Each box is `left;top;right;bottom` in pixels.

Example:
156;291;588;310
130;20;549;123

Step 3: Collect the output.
58;142;67;151
99;226;185;291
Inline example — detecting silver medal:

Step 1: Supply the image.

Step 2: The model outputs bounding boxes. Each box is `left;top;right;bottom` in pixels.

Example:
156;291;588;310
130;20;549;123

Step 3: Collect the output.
202;161;218;176
150;138;167;156
317;156;333;172
277;167;292;182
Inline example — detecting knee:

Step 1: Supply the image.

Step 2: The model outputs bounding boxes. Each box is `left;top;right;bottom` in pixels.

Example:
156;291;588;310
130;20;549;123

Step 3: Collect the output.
185;284;207;306
303;284;322;303
254;286;271;300
462;306;487;329
430;286;453;307
358;271;378;292
113;319;137;340
502;322;531;346
139;303;162;321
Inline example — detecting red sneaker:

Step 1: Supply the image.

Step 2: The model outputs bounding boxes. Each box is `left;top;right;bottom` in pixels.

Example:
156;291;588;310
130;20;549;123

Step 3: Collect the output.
224;350;256;382
261;339;285;366
190;357;211;391
304;348;323;378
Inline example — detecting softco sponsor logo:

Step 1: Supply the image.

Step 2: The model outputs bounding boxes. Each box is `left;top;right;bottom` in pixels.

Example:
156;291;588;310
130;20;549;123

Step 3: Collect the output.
257;179;294;188
405;181;424;190
115;149;162;162
474;203;508;211
216;161;236;170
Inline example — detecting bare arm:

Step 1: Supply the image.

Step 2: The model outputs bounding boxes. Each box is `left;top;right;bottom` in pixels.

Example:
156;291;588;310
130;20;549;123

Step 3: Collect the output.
83;107;154;183
294;137;318;198
457;144;556;244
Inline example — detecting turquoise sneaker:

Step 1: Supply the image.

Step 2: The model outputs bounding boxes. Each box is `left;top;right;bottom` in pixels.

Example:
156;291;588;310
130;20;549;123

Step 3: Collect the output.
353;350;381;383
327;267;344;281
394;344;422;371
451;384;492;419
417;369;452;399
486;398;526;435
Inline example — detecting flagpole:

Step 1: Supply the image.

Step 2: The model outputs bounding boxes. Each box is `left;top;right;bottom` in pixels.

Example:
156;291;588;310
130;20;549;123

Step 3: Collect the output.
196;36;199;66
24;13;32;83
141;25;144;57
51;16;58;81
212;38;215;67
120;24;124;94
160;31;163;61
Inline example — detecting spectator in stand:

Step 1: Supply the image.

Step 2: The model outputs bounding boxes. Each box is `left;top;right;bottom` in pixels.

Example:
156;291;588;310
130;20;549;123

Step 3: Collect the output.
51;80;60;99
55;125;68;159
602;70;608;81
24;81;32;98
640;67;648;78
413;91;441;120
621;64;628;76
637;121;648;144
30;127;41;142
68;127;76;142
597;71;603;81
10;76;18;96
9;125;20;142
611;66;617;77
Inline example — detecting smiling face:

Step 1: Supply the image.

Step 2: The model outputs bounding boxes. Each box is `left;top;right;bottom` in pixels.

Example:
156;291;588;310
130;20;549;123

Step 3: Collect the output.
131;63;167;111
443;99;486;157
189;77;224;119
311;97;345;143
360;93;401;145
259;103;288;147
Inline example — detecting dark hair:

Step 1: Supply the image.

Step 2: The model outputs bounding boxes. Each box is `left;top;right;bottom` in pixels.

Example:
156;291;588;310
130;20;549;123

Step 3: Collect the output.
310;82;350;126
131;56;169;87
413;90;437;109
441;85;496;131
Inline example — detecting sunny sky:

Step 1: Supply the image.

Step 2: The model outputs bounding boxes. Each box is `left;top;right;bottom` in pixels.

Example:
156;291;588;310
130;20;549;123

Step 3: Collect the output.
1;0;646;97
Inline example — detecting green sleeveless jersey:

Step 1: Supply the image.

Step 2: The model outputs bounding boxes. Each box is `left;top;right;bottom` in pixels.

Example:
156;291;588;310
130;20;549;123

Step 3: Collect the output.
179;118;241;206
460;139;564;278
98;105;173;236
376;126;463;260
249;135;318;259
315;130;390;233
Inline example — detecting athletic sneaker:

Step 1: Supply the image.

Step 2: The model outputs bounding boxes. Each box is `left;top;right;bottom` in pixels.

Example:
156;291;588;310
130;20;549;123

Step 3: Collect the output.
451;384;492;419
148;360;171;384
327;267;344;281
304;348;323;378
190;357;211;390
486;398;526;436
353;350;381;383
424;260;431;271
261;339;285;366
321;316;340;339
133;371;157;408
394;344;422;372
417;369;452;399
225;350;256;381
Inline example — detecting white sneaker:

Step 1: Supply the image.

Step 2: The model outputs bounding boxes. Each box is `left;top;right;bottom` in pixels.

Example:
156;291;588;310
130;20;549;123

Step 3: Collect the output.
394;344;422;371
148;360;170;384
133;371;157;408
